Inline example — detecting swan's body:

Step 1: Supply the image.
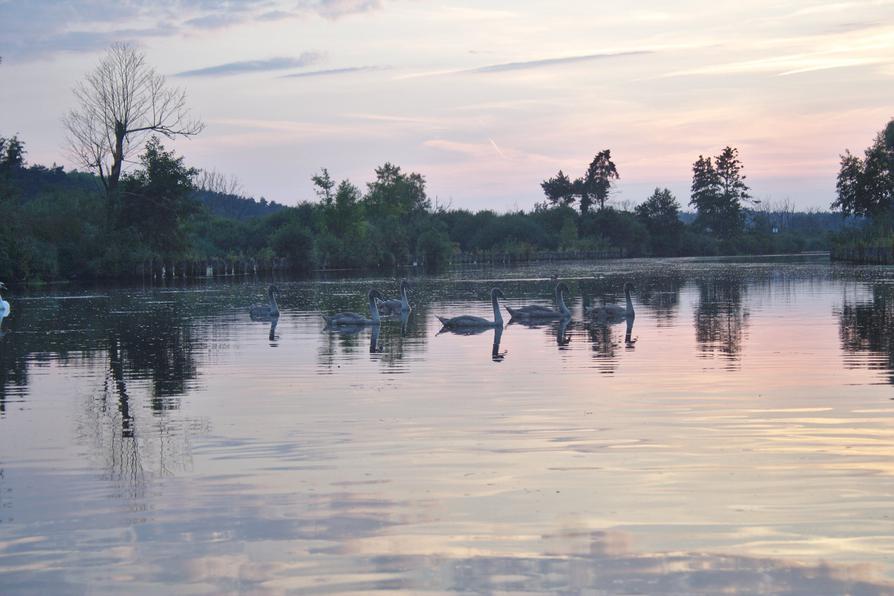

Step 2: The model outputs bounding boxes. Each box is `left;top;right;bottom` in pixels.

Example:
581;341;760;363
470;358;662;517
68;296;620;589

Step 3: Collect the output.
324;289;384;326
0;282;9;317
437;288;505;329
377;279;410;316
590;282;634;322
250;285;279;319
506;283;571;320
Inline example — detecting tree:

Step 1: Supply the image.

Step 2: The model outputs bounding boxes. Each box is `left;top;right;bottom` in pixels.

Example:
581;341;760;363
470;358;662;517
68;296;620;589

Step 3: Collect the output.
540;170;576;207
311;168;336;205
636;188;683;255
64;42;203;216
0;135;25;169
119;137;199;259
0;134;26;202
196;169;242;196
581;149;619;213
832;120;894;219
364;163;430;217
715;146;752;207
271;219;315;271
690;147;750;237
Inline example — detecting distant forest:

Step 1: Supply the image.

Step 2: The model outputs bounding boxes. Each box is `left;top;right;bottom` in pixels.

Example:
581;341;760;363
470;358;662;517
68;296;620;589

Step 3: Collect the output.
0;132;862;282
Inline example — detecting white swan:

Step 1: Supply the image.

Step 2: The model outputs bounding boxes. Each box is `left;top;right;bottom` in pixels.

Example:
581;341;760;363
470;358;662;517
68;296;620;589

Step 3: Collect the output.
590;282;634;322
506;282;571;320
377;279;410;315
437;288;505;329
250;285;279;319
323;289;384;326
0;282;9;317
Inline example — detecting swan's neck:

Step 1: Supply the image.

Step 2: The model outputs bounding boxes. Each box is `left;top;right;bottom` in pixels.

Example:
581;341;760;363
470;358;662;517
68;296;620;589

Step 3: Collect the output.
492;292;503;326
269;290;278;312
369;294;380;323
559;289;570;317
401;282;409;309
625;287;634;316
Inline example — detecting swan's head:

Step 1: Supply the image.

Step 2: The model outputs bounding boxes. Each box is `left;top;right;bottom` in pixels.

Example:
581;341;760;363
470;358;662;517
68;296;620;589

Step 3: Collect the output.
558;283;571;297
368;289;384;301
268;285;279;295
491;288;505;299
624;282;634;292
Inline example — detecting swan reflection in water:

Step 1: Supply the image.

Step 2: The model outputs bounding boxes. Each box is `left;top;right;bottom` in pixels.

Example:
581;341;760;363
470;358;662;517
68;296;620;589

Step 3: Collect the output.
369;324;381;354
437;324;506;362
508;316;572;348
557;316;571;346
624;316;636;347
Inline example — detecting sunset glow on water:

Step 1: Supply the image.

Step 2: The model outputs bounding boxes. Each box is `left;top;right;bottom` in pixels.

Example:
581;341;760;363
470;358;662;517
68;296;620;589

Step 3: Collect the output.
2;257;894;593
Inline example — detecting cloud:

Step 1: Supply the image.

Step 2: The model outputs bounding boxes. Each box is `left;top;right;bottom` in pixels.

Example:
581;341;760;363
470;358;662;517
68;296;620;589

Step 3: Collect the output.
465;51;654;74
184;13;243;29
175;54;324;77
308;0;383;19
0;0;384;61
281;65;384;78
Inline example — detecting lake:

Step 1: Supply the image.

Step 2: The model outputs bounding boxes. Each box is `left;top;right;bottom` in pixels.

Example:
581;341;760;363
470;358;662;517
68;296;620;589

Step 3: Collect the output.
2;256;894;594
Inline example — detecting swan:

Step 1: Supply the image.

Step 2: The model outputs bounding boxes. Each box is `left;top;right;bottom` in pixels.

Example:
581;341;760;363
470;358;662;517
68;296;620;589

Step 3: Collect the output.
323;289;384;326
437;288;505;329
0;282;9;317
250;285;279;319
506;282;571;320
377;279;410;315
590;282;635;322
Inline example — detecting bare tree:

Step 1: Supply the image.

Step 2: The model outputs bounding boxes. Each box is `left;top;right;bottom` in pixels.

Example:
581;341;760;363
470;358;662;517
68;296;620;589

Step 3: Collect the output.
64;42;204;212
196;168;243;196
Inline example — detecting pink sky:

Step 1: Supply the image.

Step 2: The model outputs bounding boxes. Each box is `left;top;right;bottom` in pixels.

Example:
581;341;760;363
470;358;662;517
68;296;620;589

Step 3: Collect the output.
1;0;892;210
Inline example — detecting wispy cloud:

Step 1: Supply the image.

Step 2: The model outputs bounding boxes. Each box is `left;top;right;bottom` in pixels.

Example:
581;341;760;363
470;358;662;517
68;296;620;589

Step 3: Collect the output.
395;50;655;81
465;51;653;74
176;54;323;77
281;65;384;78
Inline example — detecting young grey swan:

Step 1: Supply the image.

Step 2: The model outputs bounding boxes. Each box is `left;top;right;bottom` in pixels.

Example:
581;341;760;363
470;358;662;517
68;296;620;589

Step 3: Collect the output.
506;282;571;320
590;282;635;322
250;285;279;319
0;282;9;317
377;279;410;316
437;288;505;329
323;289;384;326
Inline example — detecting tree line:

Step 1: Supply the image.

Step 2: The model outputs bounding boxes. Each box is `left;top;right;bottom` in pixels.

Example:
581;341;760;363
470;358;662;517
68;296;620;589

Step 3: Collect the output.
0;42;863;282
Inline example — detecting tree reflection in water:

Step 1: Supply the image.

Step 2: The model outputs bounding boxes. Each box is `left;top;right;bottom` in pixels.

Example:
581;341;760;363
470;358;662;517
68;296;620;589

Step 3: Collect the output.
693;276;748;367
637;273;684;326
78;302;207;497
0;292;208;497
838;283;894;383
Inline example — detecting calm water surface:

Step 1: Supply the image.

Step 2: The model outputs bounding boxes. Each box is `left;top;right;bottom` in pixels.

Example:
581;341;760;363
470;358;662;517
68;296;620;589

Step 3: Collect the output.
2;256;894;594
